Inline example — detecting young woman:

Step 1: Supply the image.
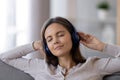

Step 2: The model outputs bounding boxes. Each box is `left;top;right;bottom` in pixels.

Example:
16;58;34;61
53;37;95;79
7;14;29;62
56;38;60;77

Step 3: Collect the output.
0;17;120;80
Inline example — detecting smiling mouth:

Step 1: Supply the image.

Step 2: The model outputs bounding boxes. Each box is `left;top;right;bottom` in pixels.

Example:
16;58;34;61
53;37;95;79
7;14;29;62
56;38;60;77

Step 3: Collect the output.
55;45;64;50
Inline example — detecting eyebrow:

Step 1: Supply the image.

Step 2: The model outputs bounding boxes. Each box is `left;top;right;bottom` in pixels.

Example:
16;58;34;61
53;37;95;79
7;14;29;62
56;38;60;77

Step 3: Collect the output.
45;31;65;40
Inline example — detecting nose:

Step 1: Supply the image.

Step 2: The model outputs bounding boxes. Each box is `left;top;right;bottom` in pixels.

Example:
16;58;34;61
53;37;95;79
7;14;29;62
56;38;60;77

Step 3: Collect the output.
53;37;59;44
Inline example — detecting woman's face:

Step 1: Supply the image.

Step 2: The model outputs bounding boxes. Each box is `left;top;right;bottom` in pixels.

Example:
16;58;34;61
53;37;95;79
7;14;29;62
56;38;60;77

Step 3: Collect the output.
44;23;72;57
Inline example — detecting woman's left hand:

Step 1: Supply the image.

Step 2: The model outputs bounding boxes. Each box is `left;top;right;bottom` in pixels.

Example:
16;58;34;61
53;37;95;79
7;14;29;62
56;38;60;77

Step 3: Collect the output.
78;32;105;51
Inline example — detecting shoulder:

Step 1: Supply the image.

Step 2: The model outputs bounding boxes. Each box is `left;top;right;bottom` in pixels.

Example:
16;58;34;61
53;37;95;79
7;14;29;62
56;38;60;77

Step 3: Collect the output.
85;56;110;68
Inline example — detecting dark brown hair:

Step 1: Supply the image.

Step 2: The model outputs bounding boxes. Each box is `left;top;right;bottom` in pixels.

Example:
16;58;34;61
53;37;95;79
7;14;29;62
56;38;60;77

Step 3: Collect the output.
41;17;86;67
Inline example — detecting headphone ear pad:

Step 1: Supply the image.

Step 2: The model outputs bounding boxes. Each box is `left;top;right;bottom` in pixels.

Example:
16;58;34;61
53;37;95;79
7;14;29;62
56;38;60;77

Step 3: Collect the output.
72;32;80;48
45;44;53;56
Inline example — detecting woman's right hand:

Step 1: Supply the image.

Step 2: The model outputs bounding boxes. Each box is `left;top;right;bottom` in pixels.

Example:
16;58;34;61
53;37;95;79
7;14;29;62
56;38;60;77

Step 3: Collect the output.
33;40;43;50
33;40;46;58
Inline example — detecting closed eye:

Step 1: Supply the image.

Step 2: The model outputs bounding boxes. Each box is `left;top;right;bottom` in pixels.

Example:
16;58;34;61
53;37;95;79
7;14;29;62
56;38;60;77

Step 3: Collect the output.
57;31;65;37
58;33;64;37
46;37;52;42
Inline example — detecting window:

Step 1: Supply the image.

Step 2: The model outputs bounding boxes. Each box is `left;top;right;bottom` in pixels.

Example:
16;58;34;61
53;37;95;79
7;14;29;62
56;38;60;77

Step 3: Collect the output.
0;0;16;53
0;0;30;53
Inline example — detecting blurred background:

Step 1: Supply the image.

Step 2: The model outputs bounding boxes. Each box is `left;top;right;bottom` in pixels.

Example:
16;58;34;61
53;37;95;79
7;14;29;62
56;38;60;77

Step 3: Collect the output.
0;0;118;58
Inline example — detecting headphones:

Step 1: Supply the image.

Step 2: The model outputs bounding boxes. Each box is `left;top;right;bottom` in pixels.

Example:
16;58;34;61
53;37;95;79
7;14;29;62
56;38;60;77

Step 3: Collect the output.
44;27;80;57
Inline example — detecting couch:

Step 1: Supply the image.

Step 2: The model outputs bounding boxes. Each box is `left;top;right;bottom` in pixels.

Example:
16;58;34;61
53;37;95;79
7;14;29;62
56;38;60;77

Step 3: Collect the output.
0;59;34;80
103;72;120;80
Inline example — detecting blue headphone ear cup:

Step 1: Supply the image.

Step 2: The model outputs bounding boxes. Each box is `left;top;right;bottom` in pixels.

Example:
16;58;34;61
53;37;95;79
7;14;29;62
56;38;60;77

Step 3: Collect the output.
75;32;80;42
72;32;80;48
45;44;53;56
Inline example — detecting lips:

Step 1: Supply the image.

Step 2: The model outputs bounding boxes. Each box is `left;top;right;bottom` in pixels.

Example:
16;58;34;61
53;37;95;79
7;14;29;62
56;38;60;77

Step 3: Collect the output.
54;45;64;50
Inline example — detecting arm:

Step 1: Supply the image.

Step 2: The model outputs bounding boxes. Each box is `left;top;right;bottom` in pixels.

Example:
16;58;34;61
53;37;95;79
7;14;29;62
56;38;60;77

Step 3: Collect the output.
93;44;120;74
78;32;120;73
0;41;45;63
78;32;120;56
0;43;34;61
101;44;120;73
0;41;45;71
0;43;35;70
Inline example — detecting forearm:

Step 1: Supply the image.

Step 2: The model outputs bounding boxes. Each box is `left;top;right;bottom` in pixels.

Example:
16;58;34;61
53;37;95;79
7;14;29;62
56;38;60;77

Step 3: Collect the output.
102;44;120;74
95;44;120;74
0;43;35;61
102;44;120;57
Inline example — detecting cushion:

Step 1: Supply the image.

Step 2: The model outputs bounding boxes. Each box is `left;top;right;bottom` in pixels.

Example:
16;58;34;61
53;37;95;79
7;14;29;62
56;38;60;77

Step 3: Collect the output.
103;72;120;80
0;59;34;80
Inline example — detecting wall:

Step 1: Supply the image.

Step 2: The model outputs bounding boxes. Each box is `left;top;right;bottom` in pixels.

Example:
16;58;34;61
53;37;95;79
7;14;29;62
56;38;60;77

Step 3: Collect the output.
76;0;117;58
28;0;50;58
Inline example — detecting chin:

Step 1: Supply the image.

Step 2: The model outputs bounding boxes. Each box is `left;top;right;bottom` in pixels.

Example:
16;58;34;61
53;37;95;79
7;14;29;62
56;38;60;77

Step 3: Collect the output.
55;51;69;57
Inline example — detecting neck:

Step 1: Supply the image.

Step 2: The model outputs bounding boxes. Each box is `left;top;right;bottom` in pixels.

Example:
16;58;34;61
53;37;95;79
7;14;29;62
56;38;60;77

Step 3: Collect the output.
58;54;76;70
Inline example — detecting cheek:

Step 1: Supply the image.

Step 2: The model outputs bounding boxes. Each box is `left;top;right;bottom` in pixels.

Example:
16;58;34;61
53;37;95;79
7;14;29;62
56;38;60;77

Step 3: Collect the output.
47;43;57;56
65;39;72;50
47;43;56;55
61;36;73;50
47;43;53;51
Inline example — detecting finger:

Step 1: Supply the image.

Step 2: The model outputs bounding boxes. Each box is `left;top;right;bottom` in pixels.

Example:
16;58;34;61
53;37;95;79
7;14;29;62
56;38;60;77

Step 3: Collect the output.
78;32;88;40
80;34;89;41
78;32;94;42
83;34;94;43
78;32;86;37
80;40;88;46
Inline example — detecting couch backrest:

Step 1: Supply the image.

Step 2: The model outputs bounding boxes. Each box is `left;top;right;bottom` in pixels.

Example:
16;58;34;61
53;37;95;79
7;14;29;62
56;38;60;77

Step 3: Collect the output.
103;72;120;80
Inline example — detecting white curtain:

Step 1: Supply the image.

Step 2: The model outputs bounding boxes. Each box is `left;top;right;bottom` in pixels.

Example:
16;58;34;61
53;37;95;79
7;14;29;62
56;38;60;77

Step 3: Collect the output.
0;0;50;58
0;0;31;53
0;0;8;53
